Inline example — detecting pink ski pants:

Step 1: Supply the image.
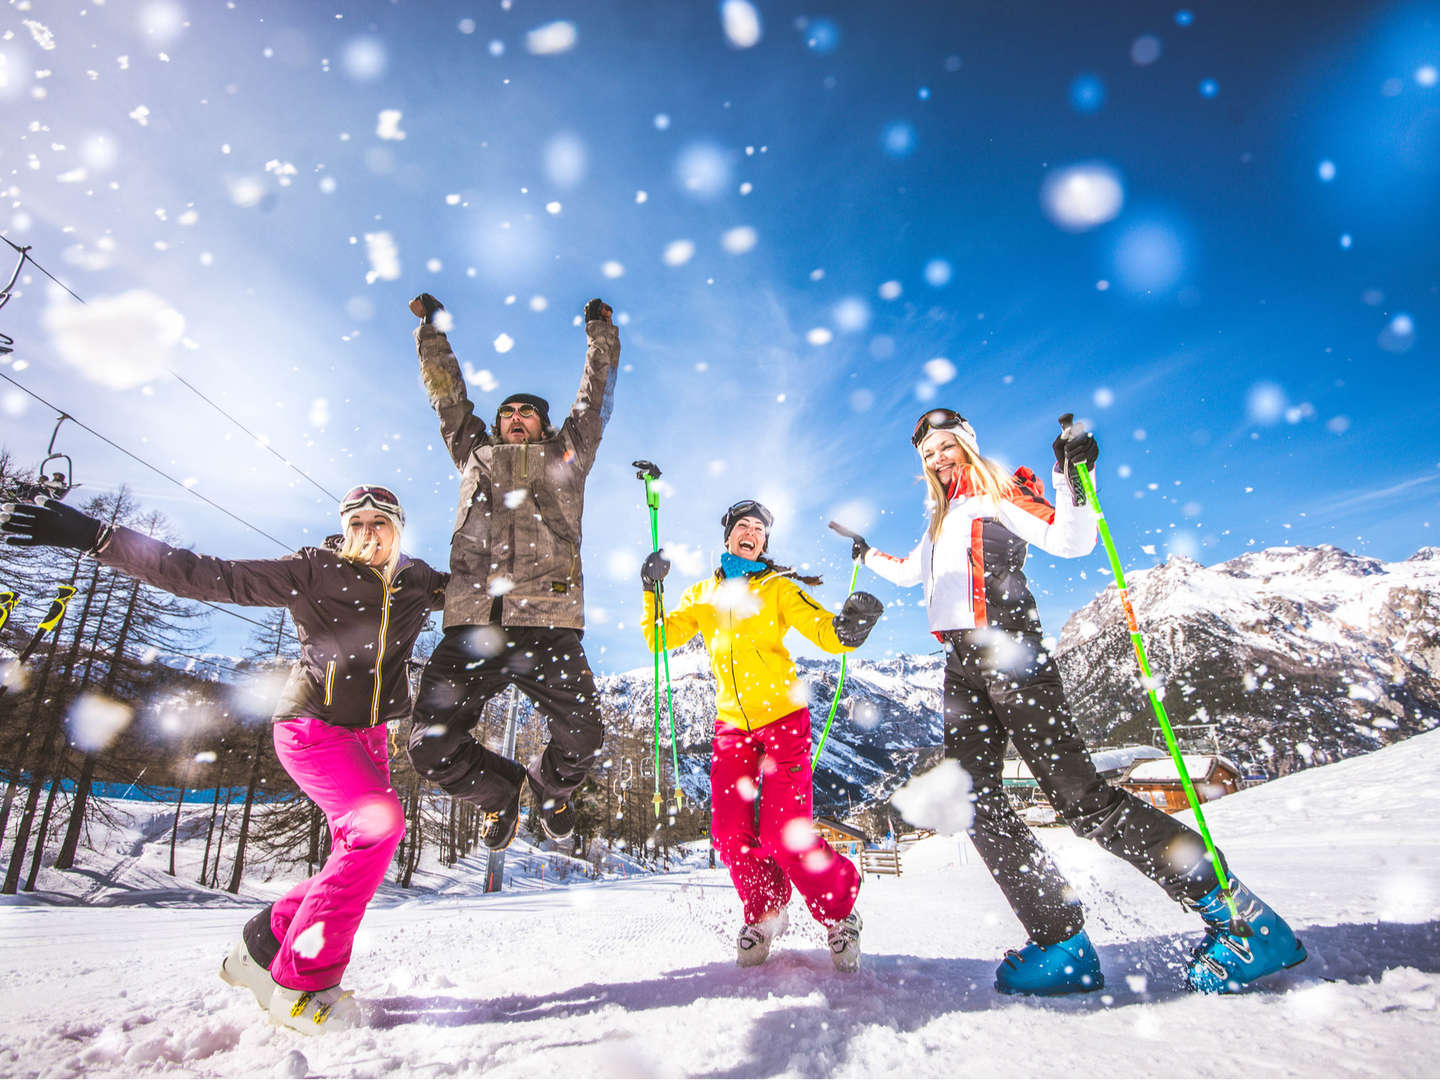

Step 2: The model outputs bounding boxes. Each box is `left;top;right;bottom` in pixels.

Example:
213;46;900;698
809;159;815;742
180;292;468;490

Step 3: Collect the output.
268;717;405;991
710;708;860;927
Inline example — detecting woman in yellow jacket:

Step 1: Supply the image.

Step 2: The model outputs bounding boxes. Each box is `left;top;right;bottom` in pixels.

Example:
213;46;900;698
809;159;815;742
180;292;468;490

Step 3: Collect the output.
641;499;883;971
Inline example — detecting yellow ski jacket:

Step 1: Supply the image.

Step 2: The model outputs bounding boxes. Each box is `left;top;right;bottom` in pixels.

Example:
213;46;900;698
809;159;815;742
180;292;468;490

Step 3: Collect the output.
642;569;855;732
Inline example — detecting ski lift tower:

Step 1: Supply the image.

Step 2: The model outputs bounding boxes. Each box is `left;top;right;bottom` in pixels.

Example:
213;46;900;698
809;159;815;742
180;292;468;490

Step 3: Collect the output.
483;686;522;893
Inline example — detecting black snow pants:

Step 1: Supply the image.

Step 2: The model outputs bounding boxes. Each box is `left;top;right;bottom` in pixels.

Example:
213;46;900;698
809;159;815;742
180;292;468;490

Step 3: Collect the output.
944;627;1223;945
407;625;604;810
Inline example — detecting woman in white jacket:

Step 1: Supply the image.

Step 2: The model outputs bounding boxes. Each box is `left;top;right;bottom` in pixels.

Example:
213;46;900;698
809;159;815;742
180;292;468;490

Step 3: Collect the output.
853;409;1305;996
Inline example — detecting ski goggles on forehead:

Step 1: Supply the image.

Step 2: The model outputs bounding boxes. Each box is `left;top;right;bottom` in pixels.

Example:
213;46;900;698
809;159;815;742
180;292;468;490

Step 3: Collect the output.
339;485;405;526
722;499;774;531
911;408;975;448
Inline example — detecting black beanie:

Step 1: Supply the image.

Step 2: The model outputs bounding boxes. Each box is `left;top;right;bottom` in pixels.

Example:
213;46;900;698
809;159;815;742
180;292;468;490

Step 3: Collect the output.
496;392;552;432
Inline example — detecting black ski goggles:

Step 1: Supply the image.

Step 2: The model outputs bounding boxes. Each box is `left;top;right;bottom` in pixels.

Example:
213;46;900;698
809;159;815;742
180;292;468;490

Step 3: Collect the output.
721;499;774;536
497;403;539;418
911;408;976;448
340;484;405;527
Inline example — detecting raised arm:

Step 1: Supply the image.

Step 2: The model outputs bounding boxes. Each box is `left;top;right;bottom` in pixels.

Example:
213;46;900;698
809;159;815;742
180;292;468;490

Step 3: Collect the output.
996;462;1098;559
640;558;703;653
561;298;620;471
412;294;491;471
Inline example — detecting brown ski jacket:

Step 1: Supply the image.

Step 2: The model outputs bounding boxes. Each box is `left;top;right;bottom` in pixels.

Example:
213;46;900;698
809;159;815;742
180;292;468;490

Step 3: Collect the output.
415;316;619;630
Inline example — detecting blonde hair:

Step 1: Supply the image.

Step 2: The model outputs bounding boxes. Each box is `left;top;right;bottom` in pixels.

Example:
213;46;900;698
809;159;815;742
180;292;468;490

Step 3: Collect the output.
337;513;402;583
920;431;1018;542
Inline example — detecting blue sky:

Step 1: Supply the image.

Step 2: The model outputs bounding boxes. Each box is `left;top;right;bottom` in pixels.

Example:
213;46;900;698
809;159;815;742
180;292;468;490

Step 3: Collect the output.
1;0;1437;673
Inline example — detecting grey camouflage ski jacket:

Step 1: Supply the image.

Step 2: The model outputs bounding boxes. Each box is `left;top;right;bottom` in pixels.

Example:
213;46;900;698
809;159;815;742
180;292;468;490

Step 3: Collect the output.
94;526;447;728
415;316;619;630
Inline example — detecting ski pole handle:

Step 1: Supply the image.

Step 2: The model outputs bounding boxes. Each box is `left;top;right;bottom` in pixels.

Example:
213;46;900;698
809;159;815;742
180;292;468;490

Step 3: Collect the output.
827;520;864;543
632;460;661;512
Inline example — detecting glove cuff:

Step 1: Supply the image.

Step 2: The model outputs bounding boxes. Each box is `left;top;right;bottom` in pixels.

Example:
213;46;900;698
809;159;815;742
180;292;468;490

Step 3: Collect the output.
90;523;115;555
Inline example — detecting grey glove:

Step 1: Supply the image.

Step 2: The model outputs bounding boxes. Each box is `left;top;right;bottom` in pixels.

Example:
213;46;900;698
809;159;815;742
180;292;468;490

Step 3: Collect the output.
584;298;613;324
641;550;671;591
1;497;104;551
832;591;883;648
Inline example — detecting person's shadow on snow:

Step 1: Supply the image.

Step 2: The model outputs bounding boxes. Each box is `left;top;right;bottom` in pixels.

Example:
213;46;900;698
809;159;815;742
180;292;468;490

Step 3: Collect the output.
366;919;1440;1074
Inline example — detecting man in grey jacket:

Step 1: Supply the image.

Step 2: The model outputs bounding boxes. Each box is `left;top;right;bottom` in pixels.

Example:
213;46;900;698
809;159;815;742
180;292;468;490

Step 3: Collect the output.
406;294;619;850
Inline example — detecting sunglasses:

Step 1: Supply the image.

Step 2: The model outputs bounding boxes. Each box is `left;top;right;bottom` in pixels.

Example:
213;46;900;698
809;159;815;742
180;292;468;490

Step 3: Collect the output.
497;403;539;419
911;408;975;448
340;484;405;526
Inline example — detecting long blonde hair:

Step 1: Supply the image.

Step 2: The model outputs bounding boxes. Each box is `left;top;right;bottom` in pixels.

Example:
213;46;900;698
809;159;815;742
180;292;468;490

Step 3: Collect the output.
337;515;402;583
921;431;1019;542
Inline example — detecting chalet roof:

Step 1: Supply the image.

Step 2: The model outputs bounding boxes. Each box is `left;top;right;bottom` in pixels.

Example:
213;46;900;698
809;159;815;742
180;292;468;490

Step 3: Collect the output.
1125;754;1239;784
815;816;870;843
1003;745;1167;782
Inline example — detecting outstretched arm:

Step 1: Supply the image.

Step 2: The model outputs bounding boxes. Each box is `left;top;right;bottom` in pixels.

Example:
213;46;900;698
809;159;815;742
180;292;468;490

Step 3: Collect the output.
862;539;925;588
412;295;491;471
2;499;310;607
96;527;313;607
563;298;620;470
776;578;852;654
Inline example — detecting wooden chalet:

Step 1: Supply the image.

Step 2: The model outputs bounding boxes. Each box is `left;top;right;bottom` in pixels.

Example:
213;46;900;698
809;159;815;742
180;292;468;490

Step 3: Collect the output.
1119;754;1241;812
815;816;870;858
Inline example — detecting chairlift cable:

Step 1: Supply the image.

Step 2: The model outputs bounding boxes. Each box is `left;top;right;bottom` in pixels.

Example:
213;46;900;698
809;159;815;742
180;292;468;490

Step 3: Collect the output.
0;371;293;551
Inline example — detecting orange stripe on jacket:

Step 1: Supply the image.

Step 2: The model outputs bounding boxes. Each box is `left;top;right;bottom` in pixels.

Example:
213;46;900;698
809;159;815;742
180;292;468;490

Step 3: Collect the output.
1006;465;1057;525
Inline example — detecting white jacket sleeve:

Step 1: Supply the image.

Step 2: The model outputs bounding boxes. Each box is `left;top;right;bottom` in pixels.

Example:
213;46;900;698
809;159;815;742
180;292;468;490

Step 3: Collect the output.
995;467;1098;558
863;540;925;588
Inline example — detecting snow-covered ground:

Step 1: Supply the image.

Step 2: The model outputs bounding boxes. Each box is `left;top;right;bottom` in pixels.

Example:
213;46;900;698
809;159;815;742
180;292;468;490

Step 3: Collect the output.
3;731;1438;1078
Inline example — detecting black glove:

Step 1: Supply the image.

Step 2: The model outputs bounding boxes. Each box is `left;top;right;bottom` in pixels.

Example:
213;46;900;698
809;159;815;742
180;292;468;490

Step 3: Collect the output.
584;298;613;324
1052;421;1100;507
641;550;671;591
409;293;444;324
1;497;104;551
832;591;883;648
828;520;869;561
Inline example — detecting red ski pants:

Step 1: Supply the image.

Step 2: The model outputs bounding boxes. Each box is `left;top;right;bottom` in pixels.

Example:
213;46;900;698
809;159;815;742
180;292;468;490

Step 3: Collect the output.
268;718;405;991
710;709;859;927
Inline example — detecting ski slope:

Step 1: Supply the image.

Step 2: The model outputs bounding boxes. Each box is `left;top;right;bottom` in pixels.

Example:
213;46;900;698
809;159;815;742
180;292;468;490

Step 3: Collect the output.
2;731;1438;1078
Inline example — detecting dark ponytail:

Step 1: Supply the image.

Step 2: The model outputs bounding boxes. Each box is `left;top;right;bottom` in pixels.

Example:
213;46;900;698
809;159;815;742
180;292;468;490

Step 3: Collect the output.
759;556;823;587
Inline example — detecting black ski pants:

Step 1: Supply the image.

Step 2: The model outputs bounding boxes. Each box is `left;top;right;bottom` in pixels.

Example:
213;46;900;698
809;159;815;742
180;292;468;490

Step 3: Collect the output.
943;627;1223;946
407;625;604;811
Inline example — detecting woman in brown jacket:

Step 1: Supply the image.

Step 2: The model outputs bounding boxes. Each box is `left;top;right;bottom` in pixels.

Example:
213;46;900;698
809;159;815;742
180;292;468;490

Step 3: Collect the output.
1;485;446;1035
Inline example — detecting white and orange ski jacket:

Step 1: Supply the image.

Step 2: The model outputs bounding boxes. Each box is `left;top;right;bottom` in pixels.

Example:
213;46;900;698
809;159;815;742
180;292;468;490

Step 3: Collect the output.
865;464;1098;634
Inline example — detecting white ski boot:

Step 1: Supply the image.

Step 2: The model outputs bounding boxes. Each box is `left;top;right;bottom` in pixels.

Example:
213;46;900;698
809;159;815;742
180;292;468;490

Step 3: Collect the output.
269;984;360;1035
736;907;790;968
827;911;863;973
219;939;276;1011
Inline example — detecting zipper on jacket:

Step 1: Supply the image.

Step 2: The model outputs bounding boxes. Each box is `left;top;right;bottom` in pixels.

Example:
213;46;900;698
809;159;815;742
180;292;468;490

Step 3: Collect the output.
368;568;395;726
723;588;754;732
323;660;336;707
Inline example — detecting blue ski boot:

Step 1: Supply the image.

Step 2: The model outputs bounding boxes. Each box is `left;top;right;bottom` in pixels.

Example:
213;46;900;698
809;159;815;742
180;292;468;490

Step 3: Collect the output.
1184;878;1307;994
995;929;1104;995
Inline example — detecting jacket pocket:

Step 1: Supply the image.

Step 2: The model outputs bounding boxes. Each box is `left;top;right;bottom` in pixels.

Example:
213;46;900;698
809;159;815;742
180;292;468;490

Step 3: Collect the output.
453;469;482;536
323;660;336;707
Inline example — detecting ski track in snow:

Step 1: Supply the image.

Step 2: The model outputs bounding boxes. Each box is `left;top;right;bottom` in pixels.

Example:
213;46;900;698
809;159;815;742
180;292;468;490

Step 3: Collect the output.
2;732;1439;1077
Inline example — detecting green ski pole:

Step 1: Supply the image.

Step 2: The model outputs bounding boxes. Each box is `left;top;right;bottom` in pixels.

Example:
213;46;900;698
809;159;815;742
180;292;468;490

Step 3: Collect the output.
1060;414;1250;934
633;461;683;817
811;521;865;768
